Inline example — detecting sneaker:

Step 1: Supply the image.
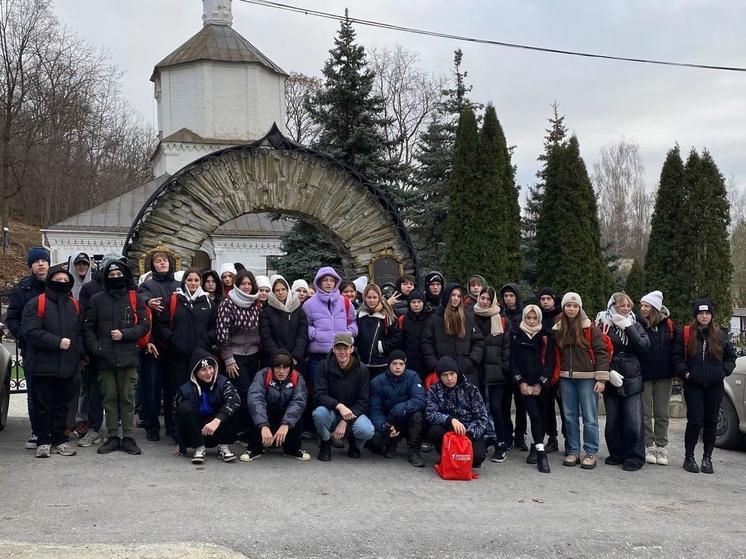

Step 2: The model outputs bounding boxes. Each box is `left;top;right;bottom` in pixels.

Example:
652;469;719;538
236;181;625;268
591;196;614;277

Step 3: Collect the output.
78;430;101;447
491;447;507;463
420;442;433;453
656;446;669;466
25;435;38;450
407;448;425;468
645;446;658;464
218;444;236;463
192;445;206;464
284;449;311;461
580;454;597;469
97;436;121;454
52;442;77;456
35;444;51;458
120;437;142;455
563;454;580;467
683;455;699;473
240;449;263;462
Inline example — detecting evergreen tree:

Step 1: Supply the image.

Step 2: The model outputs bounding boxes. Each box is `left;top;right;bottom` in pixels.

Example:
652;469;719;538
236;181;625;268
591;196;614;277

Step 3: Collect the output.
478;104;522;286
522;102;567;286
731;219;746;307
535;135;613;314
272;220;342;282
445;107;481;282
683;148;732;323
624;259;645;301
644;145;689;321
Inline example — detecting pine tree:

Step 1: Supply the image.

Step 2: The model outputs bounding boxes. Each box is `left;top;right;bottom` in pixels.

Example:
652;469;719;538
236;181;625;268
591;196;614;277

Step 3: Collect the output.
477;104;522;286
272;221;342;281
644;145;689;321
523;102;567;286
683;148;732;323
445;107;480;282
624;259;645;301
535;135;613;314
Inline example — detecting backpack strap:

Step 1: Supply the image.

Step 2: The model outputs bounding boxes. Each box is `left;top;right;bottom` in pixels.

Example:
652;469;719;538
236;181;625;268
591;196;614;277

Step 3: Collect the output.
265;370;300;388
397;314;405;330
36;294;46;317
667;318;675;341
540;335;548;367
70;297;80;316
683;324;691;353
343;296;351;326
584;327;596;366
129;291;139;325
169;293;178;327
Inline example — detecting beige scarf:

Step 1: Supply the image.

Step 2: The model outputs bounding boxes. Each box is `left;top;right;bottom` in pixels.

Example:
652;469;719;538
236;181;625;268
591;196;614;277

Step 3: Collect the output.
473;297;504;336
520;304;543;339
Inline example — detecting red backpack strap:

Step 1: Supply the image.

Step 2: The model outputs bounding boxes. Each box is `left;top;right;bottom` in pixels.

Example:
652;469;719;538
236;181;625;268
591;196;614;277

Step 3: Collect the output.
69;296;80;316
264;369;272;389
291;371;299;385
36;294;46;317
667;319;675;340
343;296;351;326
584;327;595;365
502;316;508;331
540;335;548;367
397;314;405;330
129;291;139;325
683;324;690;353
169;293;178;327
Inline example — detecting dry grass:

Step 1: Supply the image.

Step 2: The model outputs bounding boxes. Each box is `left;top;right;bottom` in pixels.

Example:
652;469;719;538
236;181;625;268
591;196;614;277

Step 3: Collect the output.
0;220;43;288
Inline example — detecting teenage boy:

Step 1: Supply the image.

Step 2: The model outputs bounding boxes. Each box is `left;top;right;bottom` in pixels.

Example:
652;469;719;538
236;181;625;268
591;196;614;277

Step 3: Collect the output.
389;274;417;317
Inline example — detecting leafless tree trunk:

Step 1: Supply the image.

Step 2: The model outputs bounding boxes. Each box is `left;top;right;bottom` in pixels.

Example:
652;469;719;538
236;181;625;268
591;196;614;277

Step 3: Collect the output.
284;72;322;145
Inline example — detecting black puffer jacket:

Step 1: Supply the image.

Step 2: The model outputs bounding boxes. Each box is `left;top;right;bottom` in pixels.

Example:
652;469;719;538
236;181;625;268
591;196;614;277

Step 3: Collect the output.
673;326;737;387
422;313;484;386
499;283;523;334
400;308;433;377
247;365;307;428
355;309;401;372
637;314;676;381
314;352;370;418
83;261;150;369
511;329;555;386
137;253;179;303
21;266;85;376
473;314;511;386
259;301;308;366
5;274;46;355
160;291;217;360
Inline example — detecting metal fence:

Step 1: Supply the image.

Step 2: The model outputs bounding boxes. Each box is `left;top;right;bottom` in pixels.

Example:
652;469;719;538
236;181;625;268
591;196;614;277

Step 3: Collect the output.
1;288;26;393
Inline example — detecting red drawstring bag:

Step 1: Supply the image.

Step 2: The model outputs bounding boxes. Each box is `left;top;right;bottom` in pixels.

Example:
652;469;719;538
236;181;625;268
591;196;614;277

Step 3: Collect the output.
434;432;479;480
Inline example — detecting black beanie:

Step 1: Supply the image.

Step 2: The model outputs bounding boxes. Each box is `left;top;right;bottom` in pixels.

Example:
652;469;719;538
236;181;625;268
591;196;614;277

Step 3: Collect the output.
408;289;425;303
692;298;715;317
436;356;459;375
536;287;556;300
389;350;407;364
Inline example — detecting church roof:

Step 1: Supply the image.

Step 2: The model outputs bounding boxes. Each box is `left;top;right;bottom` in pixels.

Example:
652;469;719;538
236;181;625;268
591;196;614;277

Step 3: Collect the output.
151;23;287;80
44;174;291;237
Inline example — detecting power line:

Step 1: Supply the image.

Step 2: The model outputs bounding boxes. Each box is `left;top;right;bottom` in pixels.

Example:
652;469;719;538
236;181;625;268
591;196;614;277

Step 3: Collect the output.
239;0;746;73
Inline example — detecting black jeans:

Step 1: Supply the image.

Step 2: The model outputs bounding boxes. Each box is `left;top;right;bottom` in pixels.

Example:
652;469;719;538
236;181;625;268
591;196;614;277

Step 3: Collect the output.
521;389;546;445
604;389;646;468
427;423;486;468
683;381;724;458
29;375;74;446
175;400;237;448
543;381;566;439
80;362;104;431
485;384;506;446
229;353;261;433
371;410;424;450
246;410;303;455
140;352;164;432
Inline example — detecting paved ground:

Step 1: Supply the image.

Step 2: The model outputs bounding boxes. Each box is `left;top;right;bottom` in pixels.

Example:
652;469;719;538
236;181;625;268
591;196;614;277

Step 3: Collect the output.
1;395;745;559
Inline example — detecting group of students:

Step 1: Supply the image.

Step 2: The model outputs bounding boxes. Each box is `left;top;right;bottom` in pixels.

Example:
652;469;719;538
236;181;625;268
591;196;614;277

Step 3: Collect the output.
4;246;737;475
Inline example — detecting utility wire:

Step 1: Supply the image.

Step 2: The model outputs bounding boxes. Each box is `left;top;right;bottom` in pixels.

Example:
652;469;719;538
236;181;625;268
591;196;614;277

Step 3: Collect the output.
239;0;746;73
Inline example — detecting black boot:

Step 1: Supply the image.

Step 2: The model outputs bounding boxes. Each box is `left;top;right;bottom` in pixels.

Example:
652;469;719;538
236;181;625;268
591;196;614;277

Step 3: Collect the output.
545;436;559;453
317;439;332;462
526;444;538;464
383;439;398;459
514;436;528;451
683;455;699;473
701;455;714;474
407;447;425;468
537;450;551;473
347;439;361;459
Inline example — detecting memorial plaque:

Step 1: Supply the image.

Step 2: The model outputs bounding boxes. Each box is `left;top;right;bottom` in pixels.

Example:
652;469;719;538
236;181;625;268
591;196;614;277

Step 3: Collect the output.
369;250;403;287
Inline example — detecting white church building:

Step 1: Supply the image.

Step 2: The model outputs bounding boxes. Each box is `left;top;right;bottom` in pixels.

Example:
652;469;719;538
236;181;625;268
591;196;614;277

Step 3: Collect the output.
42;0;290;272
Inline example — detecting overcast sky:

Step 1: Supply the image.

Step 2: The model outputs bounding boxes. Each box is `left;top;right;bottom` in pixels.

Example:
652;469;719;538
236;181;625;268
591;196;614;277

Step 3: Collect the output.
54;0;746;198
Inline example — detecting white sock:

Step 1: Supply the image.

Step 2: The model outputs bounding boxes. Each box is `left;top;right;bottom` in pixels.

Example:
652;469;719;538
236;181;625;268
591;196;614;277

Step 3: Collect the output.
536;443;545;452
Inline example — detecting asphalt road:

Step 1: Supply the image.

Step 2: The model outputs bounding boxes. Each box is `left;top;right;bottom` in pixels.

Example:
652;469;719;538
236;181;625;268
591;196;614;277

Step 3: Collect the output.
1;395;745;559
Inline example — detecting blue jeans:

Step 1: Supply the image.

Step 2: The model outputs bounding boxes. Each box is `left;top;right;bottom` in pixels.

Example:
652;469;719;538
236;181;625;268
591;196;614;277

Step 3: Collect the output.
312;406;375;445
560;378;600;455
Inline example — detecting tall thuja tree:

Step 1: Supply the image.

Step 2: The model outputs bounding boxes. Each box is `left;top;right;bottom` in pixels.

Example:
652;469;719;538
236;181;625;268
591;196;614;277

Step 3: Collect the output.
409;49;480;273
624;258;645;301
278;11;397;278
478;104;522;286
535;135;612;314
644;145;689;320
522;102;567;286
683;148;732;323
445;106;480;281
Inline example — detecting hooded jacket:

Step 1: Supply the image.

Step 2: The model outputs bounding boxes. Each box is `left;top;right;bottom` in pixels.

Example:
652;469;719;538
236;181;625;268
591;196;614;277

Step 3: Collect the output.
137;253;180;308
21;265;85;376
636;307;676;381
464;274;488;307
500;283;523;333
5;273;46;356
247;363;308;428
369;368;426;433
259;276;308;365
78;254;124;311
552;312;610;381
672;325;737;387
302;267;358;355
201;270;224;304
424;271;445;309
67;253;92;300
83;261;149;369
159;285;217;360
173;350;241;448
536;288;561;332
425;364;488;439
314;351;370;418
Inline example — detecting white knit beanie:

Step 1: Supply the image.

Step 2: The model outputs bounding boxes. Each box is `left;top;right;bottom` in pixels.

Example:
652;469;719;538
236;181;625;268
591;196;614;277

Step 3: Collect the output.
353;275;368;294
641;290;663;311
291;279;309;292
219;263;237;277
255;275;272;290
561;292;583;309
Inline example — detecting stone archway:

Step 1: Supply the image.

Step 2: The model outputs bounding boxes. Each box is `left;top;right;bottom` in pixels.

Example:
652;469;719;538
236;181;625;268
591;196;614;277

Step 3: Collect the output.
124;124;417;279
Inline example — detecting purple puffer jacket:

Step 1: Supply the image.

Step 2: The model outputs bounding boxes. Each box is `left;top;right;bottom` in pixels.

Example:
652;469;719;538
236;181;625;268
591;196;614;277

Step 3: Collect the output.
303;266;358;354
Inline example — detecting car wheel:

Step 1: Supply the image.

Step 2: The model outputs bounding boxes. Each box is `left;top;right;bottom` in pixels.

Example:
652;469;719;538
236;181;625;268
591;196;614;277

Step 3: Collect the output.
716;396;741;449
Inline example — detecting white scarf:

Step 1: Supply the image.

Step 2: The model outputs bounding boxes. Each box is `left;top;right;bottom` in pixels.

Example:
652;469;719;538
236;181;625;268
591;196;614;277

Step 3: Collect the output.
176;285;209;306
229;287;258;309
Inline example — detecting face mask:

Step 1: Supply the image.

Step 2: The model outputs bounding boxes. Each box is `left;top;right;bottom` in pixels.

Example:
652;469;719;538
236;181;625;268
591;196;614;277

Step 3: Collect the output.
48;280;73;294
107;276;128;290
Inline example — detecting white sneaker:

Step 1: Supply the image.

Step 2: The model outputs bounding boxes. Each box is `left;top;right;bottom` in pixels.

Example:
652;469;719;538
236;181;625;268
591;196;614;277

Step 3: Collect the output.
78;430;101;447
52;442;77;456
656;446;669;466
645;446;658;464
192;445;206;464
35;444;51;458
218;444;236;463
26;435;38;450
